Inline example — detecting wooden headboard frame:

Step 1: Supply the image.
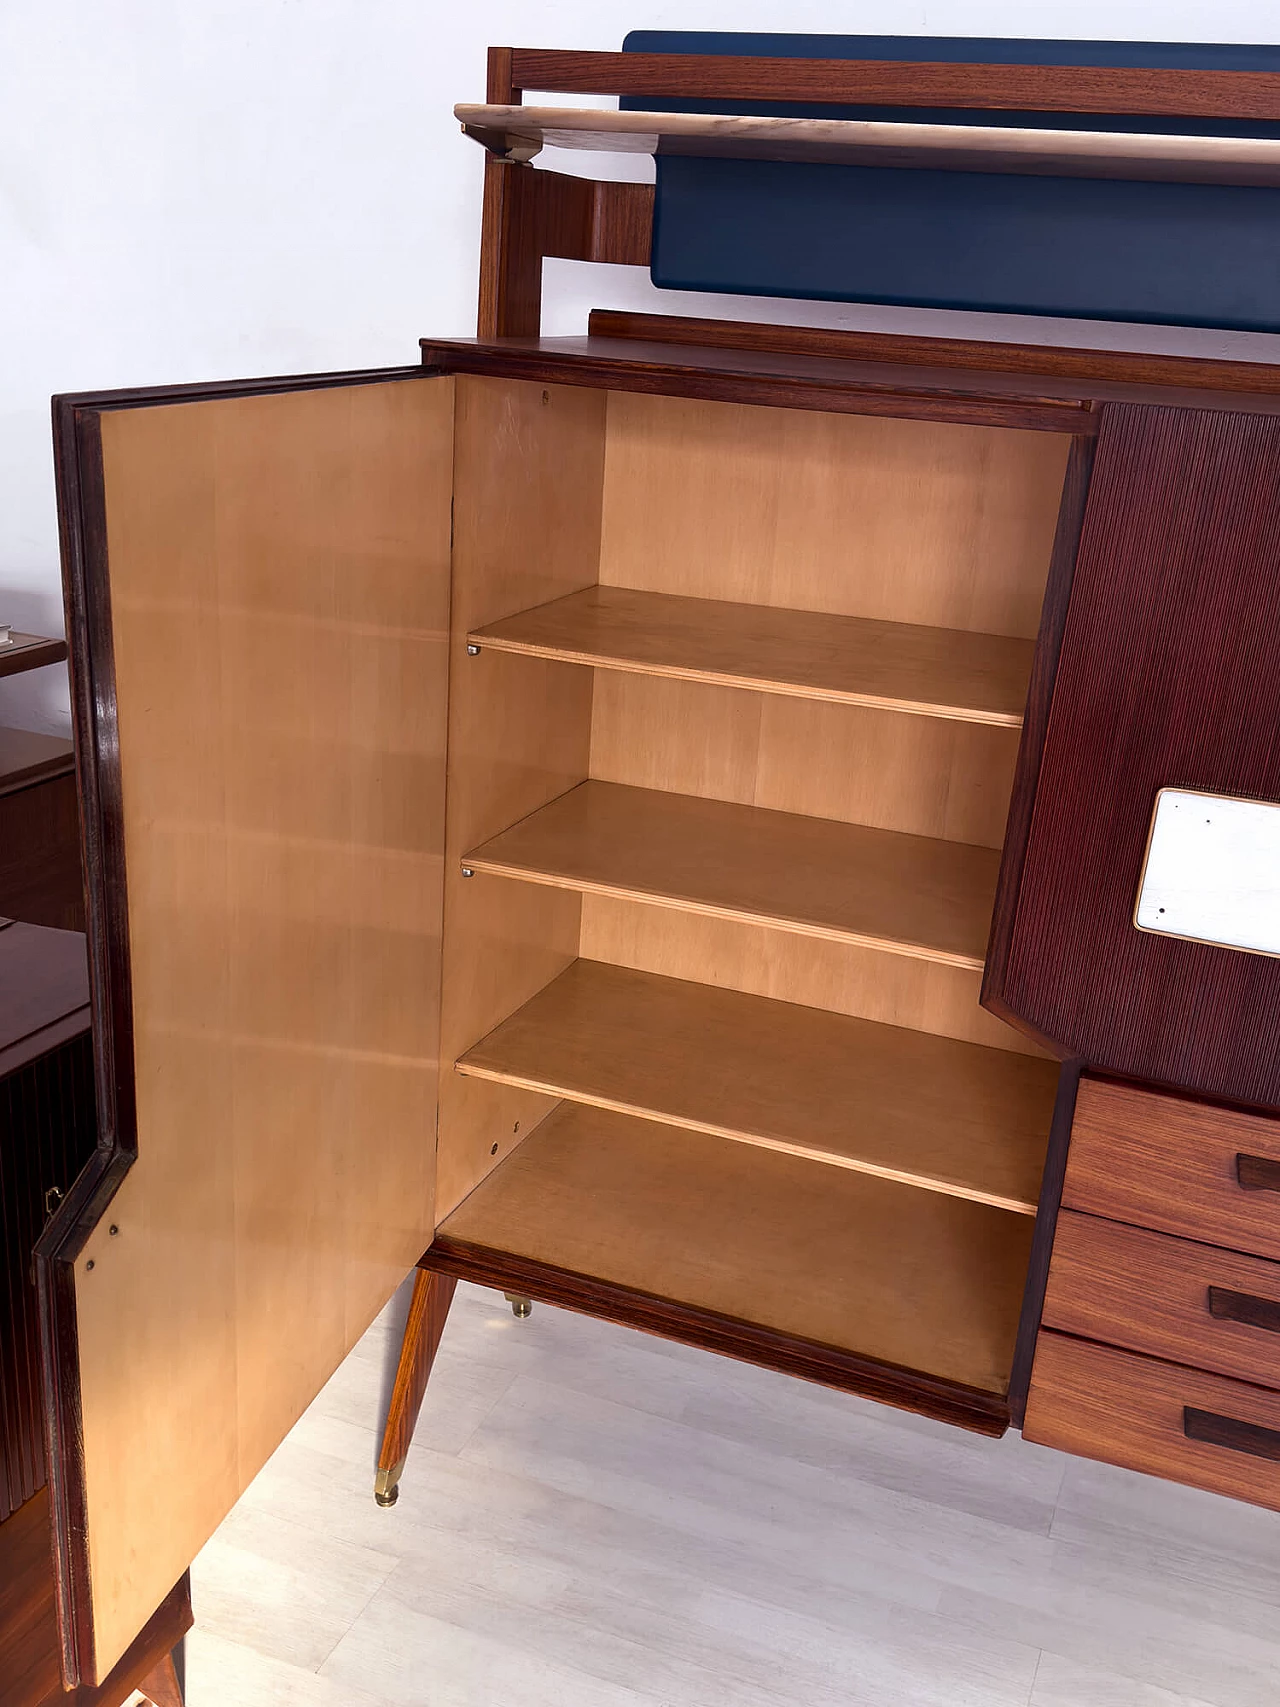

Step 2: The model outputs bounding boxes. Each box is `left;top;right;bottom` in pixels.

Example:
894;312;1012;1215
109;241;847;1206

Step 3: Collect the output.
476;45;1280;339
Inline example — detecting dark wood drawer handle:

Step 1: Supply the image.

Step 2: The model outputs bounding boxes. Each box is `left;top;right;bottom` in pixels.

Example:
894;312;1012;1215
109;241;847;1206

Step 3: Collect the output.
1208;1286;1280;1334
1184;1406;1280;1464
1236;1153;1280;1193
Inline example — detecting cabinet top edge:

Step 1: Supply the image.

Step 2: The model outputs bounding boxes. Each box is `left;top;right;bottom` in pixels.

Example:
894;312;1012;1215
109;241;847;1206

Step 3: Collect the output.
420;330;1280;420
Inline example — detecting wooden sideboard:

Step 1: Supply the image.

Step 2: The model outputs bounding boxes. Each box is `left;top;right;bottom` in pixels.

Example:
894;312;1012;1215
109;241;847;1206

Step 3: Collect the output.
37;38;1280;1691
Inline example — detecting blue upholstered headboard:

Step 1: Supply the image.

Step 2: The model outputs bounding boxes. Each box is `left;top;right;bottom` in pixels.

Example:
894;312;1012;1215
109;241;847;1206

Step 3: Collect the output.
623;33;1280;330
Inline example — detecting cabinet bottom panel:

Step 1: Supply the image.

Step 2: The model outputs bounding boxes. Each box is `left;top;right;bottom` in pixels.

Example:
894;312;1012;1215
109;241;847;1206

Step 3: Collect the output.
432;1101;1036;1432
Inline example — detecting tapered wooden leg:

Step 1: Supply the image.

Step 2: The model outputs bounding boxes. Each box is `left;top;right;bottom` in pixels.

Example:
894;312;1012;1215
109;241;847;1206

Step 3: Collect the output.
136;1650;184;1707
374;1267;457;1506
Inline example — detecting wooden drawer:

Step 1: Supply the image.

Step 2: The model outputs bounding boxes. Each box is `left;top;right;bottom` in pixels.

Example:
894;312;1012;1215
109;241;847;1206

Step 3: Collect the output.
1025;1332;1280;1511
1063;1077;1280;1261
1043;1210;1280;1390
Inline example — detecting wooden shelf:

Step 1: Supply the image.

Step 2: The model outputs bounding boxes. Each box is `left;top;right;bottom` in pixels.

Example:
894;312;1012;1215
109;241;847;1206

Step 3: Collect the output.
0;728;75;796
471;587;1033;726
464;781;1000;968
456;959;1056;1213
437;1100;1034;1396
456;102;1280;189
0;634;68;680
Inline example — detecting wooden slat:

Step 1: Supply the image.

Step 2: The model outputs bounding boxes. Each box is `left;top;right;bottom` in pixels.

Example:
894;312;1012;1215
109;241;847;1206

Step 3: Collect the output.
458;104;1280;187
472;587;1034;726
505;48;1280;122
586;310;1280;398
464;780;1000;967
456;959;1057;1213
437;1100;1034;1395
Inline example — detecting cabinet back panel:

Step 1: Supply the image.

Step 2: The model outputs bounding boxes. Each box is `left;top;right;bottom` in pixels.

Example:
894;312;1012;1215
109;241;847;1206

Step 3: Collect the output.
76;378;454;1678
598;393;1069;638
435;378;606;1221
580;895;1048;1057
590;671;1021;849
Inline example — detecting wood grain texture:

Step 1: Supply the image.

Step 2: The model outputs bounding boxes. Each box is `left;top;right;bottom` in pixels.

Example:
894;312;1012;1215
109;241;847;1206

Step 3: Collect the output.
598;392;1067;640
1044;1209;1280;1391
587;310;1280;397
134;1653;183;1707
1062;1076;1280;1260
0;635;67;680
459;102;1280;186
421;338;1098;433
506;47;1280;121
0;731;84;932
425;1239;1008;1435
474;588;1036;724
580;894;1046;1058
994;405;1280;1108
436;1099;1033;1401
478;162;652;339
591;672;1021;852
53;375;454;1682
376;1270;457;1484
463;780;1001;967
982;434;1093;1042
0;1485;63;1706
0;729;75;794
1024;1331;1280;1511
0;1483;191;1707
434;377;605;1222
0;923;87;1061
456;959;1057;1212
1006;1061;1081;1430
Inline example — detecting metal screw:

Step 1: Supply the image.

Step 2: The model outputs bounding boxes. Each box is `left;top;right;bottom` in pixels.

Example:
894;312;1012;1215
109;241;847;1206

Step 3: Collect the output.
466;643;481;656
512;1121;520;1134
85;1260;95;1272
109;1225;119;1237
461;867;475;878
490;1143;499;1156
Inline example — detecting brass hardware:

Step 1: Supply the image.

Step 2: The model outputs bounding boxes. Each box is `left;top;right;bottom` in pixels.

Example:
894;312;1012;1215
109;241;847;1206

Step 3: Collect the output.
504;1293;533;1319
374;1458;405;1508
44;1185;63;1218
466;643;481;656
461;866;475;878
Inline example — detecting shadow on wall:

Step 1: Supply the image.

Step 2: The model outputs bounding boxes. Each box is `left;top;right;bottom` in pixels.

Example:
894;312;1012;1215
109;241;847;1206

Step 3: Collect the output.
0;583;71;736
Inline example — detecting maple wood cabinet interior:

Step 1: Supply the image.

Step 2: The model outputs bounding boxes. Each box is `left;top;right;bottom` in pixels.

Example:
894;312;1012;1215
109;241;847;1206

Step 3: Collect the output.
436;381;1068;1382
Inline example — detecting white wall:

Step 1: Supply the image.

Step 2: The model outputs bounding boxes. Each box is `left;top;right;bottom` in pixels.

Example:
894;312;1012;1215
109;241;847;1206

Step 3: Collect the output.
4;1;1279;735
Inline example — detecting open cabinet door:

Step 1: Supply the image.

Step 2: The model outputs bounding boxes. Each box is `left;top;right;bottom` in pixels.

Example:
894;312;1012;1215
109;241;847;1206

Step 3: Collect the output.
40;368;454;1686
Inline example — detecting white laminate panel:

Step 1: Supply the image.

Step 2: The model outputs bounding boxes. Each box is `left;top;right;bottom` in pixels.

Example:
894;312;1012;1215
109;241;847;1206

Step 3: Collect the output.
1135;788;1280;956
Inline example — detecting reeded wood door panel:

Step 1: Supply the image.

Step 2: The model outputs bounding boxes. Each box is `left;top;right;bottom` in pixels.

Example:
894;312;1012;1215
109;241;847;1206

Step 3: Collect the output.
989;403;1280;1107
43;370;454;1684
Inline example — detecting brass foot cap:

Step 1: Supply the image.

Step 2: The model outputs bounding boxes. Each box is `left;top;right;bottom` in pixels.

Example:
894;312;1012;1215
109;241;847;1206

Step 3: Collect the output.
504;1292;533;1319
374;1483;399;1508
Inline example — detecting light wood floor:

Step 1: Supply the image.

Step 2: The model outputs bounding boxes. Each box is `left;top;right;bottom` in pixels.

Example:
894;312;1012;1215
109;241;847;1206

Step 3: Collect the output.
180;1282;1280;1707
